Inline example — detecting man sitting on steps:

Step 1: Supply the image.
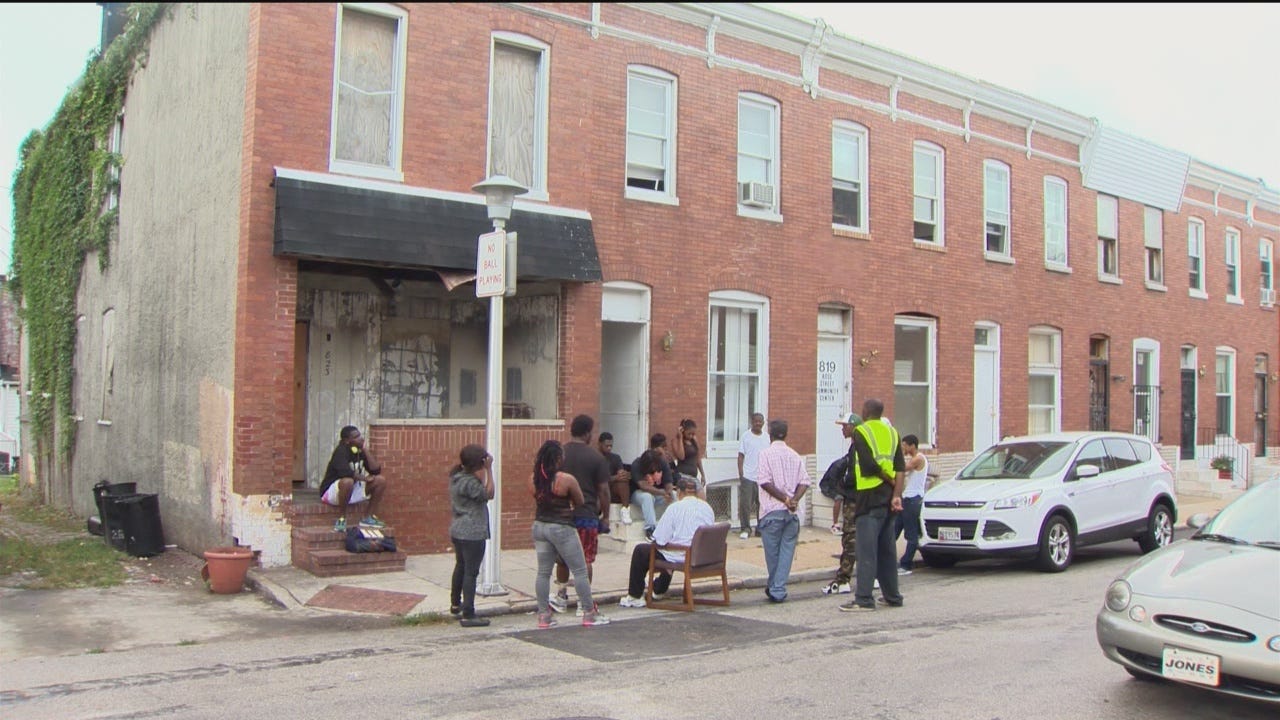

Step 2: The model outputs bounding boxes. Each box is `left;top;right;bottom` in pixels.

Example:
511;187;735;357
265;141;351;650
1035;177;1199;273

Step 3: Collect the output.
320;425;389;533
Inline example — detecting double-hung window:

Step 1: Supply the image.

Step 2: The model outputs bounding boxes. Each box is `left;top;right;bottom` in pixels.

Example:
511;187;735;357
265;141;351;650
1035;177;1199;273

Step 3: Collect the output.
737;94;780;217
1097;195;1119;280
1144;206;1164;287
984;160;1011;258
1215;348;1234;436
894;315;936;446
1028;327;1062;434
1188;218;1206;297
626;66;676;201
330;3;408;181
832;121;868;231
913;142;944;244
707;291;768;451
1043;176;1068;268
1261;239;1275;306
1225;228;1241;301
488;34;549;200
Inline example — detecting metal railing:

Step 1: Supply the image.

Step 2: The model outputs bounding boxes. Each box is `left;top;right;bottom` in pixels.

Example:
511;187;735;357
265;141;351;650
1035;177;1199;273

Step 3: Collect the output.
1195;427;1252;489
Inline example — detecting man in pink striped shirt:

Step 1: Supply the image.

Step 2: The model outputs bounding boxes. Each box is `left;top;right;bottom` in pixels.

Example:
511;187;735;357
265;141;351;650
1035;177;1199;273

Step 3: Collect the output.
755;419;811;602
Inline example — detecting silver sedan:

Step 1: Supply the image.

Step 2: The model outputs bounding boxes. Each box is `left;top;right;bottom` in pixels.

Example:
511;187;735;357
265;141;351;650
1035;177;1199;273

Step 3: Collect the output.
1096;477;1280;704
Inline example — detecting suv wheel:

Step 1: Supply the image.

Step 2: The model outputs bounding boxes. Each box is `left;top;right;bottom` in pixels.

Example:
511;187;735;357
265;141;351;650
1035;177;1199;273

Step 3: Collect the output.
1035;515;1073;572
919;549;957;569
1137;503;1174;554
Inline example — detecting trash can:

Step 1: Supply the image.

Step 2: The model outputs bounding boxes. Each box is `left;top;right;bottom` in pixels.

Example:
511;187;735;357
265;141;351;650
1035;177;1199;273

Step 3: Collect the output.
101;492;165;557
92;481;138;538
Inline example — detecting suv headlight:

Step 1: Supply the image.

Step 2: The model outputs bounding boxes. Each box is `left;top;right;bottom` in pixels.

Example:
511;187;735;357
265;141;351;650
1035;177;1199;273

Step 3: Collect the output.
992;491;1042;510
1105;580;1132;612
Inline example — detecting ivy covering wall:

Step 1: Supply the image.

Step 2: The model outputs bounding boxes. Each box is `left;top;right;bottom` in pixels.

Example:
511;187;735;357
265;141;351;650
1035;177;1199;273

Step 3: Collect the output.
10;4;169;459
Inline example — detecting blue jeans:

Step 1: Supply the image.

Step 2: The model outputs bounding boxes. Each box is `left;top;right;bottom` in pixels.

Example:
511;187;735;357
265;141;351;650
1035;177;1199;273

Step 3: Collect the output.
895;495;923;570
630;489;669;530
854;506;903;607
758;509;799;601
532;521;593;614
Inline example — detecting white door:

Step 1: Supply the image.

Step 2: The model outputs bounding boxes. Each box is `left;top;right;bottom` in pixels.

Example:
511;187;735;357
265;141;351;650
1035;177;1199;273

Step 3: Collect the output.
973;323;1000;451
816;308;852;475
600;283;650;464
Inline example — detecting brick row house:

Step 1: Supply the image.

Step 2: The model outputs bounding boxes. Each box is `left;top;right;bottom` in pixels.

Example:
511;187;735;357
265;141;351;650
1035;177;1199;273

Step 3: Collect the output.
34;3;1277;567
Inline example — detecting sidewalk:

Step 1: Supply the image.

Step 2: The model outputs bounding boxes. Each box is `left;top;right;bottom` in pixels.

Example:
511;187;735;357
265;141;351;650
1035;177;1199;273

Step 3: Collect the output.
247;491;1237;619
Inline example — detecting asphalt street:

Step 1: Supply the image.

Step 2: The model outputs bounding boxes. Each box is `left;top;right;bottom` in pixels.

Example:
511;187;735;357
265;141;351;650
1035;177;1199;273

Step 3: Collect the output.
2;531;1272;720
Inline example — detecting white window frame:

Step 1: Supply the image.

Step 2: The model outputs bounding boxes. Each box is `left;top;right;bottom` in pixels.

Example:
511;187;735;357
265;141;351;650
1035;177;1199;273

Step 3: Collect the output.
983;160;1011;260
736;93;781;220
1043;176;1069;271
913;141;944;246
1188;217;1207;298
328;2;408;182
893;315;937;447
104;114;123;212
1132;338;1161;442
487;32;550;202
707;291;770;456
1261;238;1275;305
625;65;677;205
1143;206;1165;289
1215;347;1235;437
1225;227;1241;303
1097;194;1119;281
1028;326;1062;434
831;120;869;233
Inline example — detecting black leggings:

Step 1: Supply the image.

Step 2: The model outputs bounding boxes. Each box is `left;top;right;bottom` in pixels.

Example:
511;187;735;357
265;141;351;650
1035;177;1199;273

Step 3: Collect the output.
450;538;487;618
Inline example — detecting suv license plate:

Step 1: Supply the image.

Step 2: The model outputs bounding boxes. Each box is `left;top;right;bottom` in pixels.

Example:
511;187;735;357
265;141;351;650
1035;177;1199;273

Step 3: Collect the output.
938;526;961;542
1161;647;1220;686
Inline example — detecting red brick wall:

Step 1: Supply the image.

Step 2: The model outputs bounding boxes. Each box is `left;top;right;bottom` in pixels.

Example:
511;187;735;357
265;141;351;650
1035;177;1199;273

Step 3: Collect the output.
235;4;1277;552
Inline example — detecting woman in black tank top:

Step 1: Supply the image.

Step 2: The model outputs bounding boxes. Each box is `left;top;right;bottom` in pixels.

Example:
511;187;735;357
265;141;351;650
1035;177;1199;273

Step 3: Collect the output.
672;418;706;484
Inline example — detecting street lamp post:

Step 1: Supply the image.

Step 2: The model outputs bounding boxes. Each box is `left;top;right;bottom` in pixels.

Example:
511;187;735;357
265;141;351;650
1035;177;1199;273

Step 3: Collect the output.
472;175;527;596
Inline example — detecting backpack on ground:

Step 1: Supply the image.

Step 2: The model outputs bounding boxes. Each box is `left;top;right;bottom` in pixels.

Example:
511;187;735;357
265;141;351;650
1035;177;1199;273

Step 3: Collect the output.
345;525;397;553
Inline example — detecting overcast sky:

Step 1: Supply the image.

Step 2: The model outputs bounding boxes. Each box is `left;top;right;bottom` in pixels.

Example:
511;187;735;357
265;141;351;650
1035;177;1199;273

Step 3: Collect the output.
3;3;1279;274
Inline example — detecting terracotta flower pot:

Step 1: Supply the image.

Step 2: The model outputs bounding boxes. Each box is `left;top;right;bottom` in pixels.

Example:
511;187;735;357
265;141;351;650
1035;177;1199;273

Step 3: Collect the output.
201;546;255;594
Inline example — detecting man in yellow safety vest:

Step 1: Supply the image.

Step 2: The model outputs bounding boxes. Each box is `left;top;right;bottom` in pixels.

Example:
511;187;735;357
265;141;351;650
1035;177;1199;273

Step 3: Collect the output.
838;398;907;613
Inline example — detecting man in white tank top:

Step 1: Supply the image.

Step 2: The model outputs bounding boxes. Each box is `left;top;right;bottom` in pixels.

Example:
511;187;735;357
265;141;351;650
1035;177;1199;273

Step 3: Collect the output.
895;434;928;575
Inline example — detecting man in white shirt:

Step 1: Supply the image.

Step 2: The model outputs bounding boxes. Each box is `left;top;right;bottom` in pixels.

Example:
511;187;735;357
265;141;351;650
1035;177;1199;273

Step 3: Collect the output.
619;472;715;608
736;412;769;539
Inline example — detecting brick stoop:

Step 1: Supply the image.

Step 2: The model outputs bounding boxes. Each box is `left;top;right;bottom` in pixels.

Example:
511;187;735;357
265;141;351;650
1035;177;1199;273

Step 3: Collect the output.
284;496;406;577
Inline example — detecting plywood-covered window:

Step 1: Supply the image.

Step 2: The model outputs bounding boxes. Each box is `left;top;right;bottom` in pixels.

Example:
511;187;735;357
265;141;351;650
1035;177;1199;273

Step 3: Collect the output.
330;4;406;180
489;34;549;198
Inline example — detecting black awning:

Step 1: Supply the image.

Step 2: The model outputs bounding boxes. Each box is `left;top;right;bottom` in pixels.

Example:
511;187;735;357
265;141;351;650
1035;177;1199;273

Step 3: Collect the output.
272;171;601;282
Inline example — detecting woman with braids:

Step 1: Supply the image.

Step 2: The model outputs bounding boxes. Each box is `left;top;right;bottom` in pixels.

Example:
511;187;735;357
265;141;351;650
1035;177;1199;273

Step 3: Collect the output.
448;444;494;628
528;439;611;628
671;418;707;497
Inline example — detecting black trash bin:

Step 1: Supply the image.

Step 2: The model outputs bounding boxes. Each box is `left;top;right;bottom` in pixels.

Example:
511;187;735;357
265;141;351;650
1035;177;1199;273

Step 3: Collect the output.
101;492;165;557
91;481;138;537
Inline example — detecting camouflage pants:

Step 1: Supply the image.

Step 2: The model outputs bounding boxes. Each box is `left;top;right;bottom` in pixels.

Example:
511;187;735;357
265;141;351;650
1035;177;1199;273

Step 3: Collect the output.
834;500;858;584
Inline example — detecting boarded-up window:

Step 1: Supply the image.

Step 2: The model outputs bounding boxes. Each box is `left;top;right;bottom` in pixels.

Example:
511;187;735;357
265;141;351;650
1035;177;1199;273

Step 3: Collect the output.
335;8;397;167
490;43;540;189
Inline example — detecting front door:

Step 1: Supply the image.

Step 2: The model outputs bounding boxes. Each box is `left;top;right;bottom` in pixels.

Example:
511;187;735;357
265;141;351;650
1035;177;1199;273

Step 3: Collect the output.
972;324;1000;451
1089;360;1110;431
1256;366;1269;457
1180;369;1196;459
600;283;650;464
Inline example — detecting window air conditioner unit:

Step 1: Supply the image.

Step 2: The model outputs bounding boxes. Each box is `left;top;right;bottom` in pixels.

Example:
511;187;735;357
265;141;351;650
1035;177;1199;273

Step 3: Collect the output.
1262;288;1276;307
739;181;775;208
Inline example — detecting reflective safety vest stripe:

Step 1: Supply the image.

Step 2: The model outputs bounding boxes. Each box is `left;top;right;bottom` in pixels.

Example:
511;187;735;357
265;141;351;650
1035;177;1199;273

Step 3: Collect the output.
853;419;900;491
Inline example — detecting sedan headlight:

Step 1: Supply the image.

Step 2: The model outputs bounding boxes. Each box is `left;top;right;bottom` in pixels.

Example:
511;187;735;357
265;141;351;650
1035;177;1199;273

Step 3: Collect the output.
1105;580;1131;612
1268;635;1280;653
993;491;1042;510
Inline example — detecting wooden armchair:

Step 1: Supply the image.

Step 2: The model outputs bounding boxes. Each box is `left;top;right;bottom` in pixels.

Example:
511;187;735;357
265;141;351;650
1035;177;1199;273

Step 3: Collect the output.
645;521;731;611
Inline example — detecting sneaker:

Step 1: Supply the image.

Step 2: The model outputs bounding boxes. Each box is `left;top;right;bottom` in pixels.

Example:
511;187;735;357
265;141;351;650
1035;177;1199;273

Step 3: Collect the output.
333;517;347;533
359;515;385;528
821;581;851;595
897;567;913;576
582;605;611;626
459;616;490;627
874;579;881;590
620;506;634;525
830;523;842;535
619;595;646;608
650;592;666;602
877;597;904;608
549;590;568;614
739;530;750;540
575;604;585;617
644;527;656;543
838;601;876;612
537;612;557;629
449;605;462;617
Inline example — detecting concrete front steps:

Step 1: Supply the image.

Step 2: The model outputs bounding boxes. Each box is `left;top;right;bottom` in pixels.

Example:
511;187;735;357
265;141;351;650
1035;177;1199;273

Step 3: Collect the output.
285;496;406;577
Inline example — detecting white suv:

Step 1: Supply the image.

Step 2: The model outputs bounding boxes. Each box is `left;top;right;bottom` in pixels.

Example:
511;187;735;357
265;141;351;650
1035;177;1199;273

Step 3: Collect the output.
918;431;1177;572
